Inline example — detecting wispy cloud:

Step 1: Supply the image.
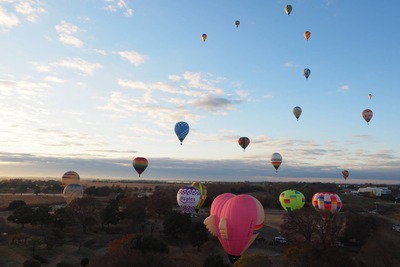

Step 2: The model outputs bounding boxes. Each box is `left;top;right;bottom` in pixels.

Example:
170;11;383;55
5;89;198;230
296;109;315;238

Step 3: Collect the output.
0;6;19;29
116;51;146;66
50;57;103;76
283;61;295;68
104;0;133;17
55;20;84;48
338;85;349;92
15;1;46;22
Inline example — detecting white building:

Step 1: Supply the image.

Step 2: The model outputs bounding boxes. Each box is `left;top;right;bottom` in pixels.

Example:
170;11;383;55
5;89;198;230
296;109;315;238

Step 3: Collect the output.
357;187;391;197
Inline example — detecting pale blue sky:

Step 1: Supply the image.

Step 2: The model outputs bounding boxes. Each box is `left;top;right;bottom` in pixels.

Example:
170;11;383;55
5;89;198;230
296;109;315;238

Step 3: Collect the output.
0;0;399;183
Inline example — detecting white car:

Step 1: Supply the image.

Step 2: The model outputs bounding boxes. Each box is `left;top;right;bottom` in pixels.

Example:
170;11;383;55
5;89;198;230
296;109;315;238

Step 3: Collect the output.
273;236;287;244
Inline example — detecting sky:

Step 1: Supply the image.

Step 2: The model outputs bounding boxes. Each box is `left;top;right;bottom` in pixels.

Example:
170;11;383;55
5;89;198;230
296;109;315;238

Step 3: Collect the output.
0;0;399;183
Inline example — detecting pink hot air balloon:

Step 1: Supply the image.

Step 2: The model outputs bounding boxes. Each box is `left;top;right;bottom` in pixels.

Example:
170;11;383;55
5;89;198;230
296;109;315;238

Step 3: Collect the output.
176;186;201;214
204;193;235;236
216;194;265;263
312;192;342;220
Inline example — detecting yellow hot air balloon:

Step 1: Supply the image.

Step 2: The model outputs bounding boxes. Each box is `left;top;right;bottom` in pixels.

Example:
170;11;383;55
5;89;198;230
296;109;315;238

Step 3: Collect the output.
304;31;311;41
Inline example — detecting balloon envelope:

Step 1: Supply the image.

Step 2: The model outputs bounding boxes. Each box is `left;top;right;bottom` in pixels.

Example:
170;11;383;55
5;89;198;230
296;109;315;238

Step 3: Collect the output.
293;106;302;120
342;170;349;180
312;192;342;220
61;171;80;187
304;31;311;40
368;93;372;100
132;157;148;177
279;190;305;212
177;186;201;214
202;33;207;42
204;193;235;237
362;109;373;124
234;20;240;27
271;153;282;172
284;5;292;15
63;184;83;204
175;121;190;145
218;194;265;263
238;137;250;151
303;68;311;79
191;182;207;212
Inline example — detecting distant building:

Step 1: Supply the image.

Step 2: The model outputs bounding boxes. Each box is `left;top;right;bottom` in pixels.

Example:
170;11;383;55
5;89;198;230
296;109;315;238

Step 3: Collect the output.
357;187;391;197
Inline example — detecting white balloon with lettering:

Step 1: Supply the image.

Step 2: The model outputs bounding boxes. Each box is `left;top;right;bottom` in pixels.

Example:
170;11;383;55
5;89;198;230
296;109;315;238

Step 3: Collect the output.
177;186;201;214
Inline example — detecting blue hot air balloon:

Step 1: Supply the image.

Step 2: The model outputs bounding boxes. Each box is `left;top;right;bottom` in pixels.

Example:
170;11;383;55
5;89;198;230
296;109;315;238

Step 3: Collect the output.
175;121;189;145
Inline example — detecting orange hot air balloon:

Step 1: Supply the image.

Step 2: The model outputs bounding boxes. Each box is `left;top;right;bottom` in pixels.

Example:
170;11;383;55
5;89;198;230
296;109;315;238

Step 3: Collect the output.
362;109;373;124
304;31;311;41
202;33;207;42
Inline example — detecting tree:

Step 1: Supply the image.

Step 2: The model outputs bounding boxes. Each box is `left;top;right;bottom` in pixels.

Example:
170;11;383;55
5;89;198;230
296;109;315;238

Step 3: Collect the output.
101;199;120;229
163;210;191;239
34;186;41;195
147;191;172;217
7;206;35;228
65;197;101;233
23;259;41;267
7;199;27;210
280;207;319;242
31;206;52;230
203;252;230;267
234;253;272;267
119;196;146;231
126;234;169;254
342;212;384;245
188;221;208;251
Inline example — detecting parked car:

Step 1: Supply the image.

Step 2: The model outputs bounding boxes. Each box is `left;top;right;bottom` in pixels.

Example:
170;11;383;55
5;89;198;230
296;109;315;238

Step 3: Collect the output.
271;236;287;244
333;241;344;247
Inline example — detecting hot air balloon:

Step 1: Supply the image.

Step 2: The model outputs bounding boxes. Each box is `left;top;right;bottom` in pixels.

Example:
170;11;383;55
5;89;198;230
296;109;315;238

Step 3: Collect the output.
132;157;148;177
293;106;302;121
368;93;372;100
312;192;342;220
216;194;264;263
271;153;282;173
238;137;250;151
61;171;80;187
63;184;83;205
303;68;311;80
204;193;235;237
174;121;189;145
177;186;201;214
234;20;240;28
304;31;311;40
342;170;349;180
279;190;305;212
284;5;292;15
202;33;207;42
191;182;207;212
362;109;373;124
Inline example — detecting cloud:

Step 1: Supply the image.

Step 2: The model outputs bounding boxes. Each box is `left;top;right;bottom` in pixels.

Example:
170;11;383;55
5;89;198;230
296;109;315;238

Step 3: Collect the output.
15;1;46;22
44;76;65;83
338;85;349;92
189;95;240;114
116;51;146;66
51;57;103;76
283;61;295;67
55;20;84;48
0;6;19;29
104;0;133;17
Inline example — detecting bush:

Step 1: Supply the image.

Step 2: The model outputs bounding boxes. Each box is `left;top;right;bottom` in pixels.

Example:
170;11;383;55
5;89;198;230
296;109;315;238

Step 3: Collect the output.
8;200;26;210
56;262;76;267
23;259;41;267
